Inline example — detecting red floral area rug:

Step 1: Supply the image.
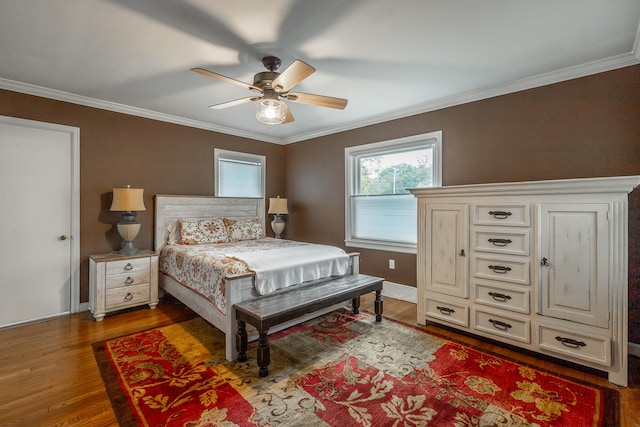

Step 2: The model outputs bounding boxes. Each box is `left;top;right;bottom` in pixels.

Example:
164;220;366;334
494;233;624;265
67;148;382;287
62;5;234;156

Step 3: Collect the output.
93;310;618;426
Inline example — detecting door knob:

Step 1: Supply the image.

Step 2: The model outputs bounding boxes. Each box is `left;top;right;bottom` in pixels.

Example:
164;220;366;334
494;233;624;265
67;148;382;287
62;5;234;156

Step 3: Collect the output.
59;235;68;241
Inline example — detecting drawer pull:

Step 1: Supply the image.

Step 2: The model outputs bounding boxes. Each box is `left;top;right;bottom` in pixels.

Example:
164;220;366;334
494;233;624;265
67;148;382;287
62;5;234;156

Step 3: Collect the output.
489;319;512;331
488;211;512;219
124;292;134;302
436;306;455;315
124;263;134;271
555;336;586;349
124;276;134;285
488;265;512;274
488;238;512;247
488;292;512;302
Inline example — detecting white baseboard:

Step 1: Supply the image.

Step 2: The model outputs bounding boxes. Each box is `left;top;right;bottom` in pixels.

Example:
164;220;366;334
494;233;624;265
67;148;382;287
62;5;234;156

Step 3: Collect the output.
630;342;640;357
381;281;417;304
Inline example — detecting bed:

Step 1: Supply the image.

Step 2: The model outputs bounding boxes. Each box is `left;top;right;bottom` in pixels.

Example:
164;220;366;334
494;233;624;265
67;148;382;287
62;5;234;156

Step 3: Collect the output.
154;195;360;361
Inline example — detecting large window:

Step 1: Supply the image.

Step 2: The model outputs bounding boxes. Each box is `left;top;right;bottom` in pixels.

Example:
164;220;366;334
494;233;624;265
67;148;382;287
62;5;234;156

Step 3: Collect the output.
345;131;442;253
214;149;265;198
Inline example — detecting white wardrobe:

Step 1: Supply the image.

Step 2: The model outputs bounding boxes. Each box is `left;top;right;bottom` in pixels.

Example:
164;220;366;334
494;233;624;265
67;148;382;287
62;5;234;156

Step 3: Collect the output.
410;176;640;387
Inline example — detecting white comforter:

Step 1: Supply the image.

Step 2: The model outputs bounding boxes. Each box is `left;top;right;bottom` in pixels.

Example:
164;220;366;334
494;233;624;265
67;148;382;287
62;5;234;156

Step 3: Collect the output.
226;243;349;295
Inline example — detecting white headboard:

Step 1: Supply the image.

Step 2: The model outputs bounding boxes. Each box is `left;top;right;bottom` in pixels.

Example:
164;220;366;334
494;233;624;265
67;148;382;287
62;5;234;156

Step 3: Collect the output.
154;195;266;251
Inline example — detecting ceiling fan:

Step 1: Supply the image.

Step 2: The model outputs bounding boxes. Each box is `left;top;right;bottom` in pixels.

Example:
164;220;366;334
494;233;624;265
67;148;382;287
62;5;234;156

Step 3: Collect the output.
192;56;348;125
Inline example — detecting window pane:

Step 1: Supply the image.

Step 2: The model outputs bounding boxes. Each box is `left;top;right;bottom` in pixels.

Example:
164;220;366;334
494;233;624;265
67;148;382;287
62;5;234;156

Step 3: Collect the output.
218;158;261;197
351;194;417;243
358;147;433;195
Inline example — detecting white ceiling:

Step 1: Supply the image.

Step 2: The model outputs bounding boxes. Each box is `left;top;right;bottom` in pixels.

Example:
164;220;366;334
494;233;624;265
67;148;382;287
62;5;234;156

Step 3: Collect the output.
1;0;639;144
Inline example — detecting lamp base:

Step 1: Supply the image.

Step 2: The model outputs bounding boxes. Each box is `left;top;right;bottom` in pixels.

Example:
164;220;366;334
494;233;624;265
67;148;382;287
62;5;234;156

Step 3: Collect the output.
117;212;141;255
271;214;285;239
118;240;140;255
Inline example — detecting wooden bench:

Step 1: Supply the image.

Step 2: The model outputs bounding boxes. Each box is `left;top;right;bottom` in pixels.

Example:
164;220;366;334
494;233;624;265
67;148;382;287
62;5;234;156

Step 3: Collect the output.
234;273;384;377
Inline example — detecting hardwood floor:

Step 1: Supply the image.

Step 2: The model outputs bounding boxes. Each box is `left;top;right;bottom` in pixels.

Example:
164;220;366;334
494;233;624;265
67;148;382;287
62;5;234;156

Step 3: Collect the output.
0;295;637;426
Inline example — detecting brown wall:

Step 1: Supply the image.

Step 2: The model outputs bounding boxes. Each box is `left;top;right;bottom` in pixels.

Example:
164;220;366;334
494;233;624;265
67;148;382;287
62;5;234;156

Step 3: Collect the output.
285;65;640;340
0;89;286;302
2;65;639;340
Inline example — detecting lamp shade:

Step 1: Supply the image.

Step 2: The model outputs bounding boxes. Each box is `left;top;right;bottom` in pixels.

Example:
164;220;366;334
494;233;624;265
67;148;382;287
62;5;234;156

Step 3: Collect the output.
268;197;288;215
110;186;146;212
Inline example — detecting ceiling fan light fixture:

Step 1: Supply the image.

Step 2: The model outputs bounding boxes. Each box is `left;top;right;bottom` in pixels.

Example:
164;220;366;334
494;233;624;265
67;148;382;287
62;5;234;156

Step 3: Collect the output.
255;98;287;124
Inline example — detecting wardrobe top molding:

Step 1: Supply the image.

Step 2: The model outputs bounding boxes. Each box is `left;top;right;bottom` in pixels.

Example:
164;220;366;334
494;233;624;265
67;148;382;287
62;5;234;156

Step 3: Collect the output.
409;176;640;198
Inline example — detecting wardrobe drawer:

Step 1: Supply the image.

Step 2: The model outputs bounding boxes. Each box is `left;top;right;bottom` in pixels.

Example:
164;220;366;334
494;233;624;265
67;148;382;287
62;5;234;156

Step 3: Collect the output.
106;257;150;275
474;310;530;344
537;323;611;367
472;227;530;256
425;298;469;328
106;283;150;310
474;203;530;227
472;254;530;285
474;282;530;314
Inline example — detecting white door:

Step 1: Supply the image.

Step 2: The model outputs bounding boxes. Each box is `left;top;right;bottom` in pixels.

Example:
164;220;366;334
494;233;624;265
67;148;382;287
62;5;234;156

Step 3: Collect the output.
0;116;79;328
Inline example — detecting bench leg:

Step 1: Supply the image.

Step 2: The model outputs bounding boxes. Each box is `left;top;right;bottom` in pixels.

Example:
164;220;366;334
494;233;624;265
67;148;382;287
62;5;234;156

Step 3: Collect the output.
257;331;270;377
375;290;383;322
352;297;360;314
236;320;248;362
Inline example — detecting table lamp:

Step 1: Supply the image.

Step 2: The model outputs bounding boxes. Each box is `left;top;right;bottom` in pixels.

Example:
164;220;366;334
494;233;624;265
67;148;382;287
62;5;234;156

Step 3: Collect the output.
110;185;146;255
268;196;288;238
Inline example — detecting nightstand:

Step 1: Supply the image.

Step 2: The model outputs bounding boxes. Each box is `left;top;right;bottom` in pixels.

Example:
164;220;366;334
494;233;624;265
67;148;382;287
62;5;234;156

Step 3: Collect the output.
89;250;159;321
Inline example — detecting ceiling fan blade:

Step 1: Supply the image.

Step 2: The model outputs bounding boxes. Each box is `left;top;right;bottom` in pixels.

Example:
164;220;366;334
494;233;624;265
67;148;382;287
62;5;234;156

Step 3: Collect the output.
283;108;295;124
208;96;259;109
192;68;261;93
271;60;315;92
286;92;348;110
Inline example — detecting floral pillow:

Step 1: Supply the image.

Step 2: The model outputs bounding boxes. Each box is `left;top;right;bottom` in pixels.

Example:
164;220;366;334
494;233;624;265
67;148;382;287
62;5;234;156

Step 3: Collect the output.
223;217;265;242
178;218;229;245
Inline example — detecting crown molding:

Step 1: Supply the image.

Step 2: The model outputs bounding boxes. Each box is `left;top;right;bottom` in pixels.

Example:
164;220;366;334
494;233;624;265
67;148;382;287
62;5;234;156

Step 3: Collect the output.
283;51;640;144
0;78;282;144
2;50;638;146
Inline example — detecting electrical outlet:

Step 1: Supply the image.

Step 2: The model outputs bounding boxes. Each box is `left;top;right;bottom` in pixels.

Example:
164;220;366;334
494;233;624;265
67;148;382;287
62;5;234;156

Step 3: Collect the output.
389;259;395;269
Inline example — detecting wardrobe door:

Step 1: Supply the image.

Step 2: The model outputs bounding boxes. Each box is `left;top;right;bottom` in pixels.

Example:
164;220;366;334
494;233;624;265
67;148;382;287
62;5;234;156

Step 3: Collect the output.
538;203;610;328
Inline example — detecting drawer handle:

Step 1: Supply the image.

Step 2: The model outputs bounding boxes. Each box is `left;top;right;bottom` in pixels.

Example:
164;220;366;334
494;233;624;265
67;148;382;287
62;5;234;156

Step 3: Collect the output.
436;306;455;315
488;265;512;274
488;292;512;302
489;319;512;331
488;238;512;247
124;292;134;302
124;276;134;285
124;263;134;271
555;336;586;349
488;211;512;219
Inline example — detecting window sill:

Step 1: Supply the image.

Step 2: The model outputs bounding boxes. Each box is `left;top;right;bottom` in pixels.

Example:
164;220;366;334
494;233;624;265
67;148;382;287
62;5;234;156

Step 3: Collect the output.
345;239;417;254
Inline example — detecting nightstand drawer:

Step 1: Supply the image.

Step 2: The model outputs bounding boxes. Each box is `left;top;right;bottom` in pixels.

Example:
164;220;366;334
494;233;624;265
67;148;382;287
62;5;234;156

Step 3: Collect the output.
106;257;150;275
475;309;530;344
106;270;149;290
106;283;150;309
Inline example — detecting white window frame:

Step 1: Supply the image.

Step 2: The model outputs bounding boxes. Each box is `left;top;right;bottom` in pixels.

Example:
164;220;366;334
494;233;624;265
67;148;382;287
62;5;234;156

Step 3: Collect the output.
214;148;265;198
344;131;442;253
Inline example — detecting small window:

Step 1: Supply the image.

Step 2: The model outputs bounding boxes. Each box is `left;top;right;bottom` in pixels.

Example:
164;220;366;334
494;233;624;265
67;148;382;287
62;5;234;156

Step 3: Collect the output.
215;149;265;198
345;131;442;253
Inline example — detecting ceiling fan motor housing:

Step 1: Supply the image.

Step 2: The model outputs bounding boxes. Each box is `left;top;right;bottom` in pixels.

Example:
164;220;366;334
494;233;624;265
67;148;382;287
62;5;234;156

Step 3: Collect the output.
253;71;280;91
